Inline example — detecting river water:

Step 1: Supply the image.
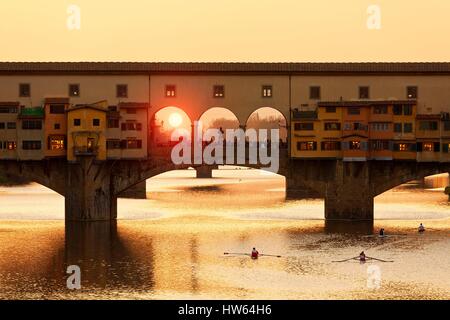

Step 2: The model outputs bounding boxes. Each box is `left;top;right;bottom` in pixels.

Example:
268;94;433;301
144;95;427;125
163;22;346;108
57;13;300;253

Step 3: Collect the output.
0;169;449;300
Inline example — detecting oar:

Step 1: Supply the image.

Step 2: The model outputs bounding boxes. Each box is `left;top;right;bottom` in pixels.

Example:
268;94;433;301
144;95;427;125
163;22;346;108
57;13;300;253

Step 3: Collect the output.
224;252;250;256
366;256;394;263
332;256;359;263
260;254;282;258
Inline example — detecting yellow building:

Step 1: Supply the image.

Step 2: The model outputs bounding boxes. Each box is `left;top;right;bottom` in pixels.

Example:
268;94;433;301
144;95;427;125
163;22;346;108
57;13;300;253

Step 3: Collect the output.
317;103;343;159
290;109;320;158
67;101;107;162
442;113;450;162
416;114;441;162
392;102;417;160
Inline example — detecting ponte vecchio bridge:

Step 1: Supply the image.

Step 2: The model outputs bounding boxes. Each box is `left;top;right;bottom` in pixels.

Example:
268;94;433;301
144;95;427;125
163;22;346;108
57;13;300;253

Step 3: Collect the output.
0;62;449;221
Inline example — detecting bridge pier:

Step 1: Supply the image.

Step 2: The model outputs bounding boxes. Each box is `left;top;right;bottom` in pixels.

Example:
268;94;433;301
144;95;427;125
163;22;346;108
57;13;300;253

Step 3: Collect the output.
118;181;147;199
65;157;117;221
195;165;217;178
324;161;374;221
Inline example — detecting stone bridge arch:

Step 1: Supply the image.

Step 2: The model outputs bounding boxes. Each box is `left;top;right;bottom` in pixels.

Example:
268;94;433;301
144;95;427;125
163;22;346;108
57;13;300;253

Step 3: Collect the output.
0;160;66;196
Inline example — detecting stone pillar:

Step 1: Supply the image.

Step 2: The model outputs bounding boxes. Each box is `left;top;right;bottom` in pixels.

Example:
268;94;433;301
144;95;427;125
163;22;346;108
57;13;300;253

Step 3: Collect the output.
195;165;216;178
118;181;147;199
324;161;374;221
285;177;322;199
65;156;117;221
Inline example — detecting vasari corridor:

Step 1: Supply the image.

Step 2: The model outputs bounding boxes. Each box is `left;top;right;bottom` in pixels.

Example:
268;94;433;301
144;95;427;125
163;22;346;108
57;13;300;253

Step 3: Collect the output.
0;0;449;314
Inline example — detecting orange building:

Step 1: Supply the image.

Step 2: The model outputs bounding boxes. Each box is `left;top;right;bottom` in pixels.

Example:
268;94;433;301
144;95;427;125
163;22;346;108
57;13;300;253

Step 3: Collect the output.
442;113;450;162
416;114;441;162
44;98;69;158
340;102;370;161
368;102;394;160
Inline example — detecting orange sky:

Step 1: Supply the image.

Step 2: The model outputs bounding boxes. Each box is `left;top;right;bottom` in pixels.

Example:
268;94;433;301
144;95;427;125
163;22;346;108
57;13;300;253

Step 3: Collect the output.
1;0;450;62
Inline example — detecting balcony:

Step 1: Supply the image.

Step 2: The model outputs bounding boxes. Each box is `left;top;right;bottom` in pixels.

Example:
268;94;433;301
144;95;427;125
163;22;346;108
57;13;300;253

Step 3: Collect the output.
73;146;99;156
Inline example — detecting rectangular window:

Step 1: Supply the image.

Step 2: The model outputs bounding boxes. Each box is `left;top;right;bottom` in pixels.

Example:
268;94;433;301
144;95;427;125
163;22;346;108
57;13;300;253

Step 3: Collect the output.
443;143;450;153
444;121;450;131
325;106;336;113
371;140;390;151
126;139;143;149
74;119;81;126
107;139;121;149
48;136;65;150
373;105;388;114
423;142;434;152
403;123;413;133
349;141;361;150
22;140;41;150
0;123;4;129
394;143;415;152
107;119;119;128
7;141;17;150
347;107;360;115
69;84;80;97
116;84;128;98
22;120;42;130
294;123;314;131
127;122;136;130
407;86;418;99
49;104;65;114
393;105;402;115
262;85;273;98
419;121;438;131
324;122;341;130
371;123;389;131
0;106;18;113
93;119;100;126
403;105;413;115
353;122;367;131
359;86;370;99
7;122;16;129
343;123;352;131
321;141;341;151
165;85;176;97
19;83;30;97
213;85;225;98
297;141;317;151
309;86;321;100
394;123;402;133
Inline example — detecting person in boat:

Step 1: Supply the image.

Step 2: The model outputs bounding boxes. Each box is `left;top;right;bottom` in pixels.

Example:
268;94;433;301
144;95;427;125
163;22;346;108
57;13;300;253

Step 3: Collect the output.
379;228;385;236
359;251;366;262
251;247;259;259
418;223;425;233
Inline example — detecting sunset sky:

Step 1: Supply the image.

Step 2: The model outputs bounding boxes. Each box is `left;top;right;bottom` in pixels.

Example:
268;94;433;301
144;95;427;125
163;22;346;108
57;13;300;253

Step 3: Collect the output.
1;0;450;62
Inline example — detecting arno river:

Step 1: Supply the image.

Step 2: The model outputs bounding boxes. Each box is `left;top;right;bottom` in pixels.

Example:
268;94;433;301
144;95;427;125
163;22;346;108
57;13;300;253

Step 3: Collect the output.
0;169;449;299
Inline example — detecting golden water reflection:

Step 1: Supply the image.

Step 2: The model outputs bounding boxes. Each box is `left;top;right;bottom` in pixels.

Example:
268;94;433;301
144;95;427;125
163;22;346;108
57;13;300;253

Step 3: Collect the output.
0;169;449;299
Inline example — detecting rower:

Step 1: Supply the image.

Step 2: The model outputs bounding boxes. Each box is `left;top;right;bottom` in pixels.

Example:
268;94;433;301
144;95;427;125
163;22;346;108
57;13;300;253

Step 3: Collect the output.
379;228;385;236
359;251;366;262
251;247;259;259
418;223;425;233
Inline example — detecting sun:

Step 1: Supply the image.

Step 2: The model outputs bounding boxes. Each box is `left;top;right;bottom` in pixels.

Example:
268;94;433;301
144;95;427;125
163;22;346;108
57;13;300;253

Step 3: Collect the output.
168;112;183;128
